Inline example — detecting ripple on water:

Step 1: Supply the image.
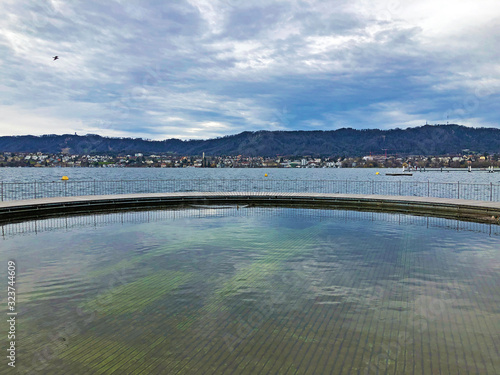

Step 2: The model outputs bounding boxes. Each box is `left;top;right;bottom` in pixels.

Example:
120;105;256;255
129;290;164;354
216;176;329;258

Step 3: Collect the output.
0;207;498;374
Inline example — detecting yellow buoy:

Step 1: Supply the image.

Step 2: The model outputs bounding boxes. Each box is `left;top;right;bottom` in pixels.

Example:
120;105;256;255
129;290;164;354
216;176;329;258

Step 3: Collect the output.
264;173;268;177
375;172;380;175
61;176;69;180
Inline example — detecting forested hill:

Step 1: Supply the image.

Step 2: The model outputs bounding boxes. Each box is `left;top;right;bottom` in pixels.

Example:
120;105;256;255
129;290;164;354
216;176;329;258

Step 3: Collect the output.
0;125;499;156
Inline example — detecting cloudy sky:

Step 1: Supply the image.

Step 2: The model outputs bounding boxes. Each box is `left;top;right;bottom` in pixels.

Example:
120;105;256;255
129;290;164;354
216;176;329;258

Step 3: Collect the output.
0;0;499;140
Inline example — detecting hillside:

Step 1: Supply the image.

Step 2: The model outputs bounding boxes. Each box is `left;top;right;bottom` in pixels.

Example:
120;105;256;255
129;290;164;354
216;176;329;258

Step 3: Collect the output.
0;125;499;156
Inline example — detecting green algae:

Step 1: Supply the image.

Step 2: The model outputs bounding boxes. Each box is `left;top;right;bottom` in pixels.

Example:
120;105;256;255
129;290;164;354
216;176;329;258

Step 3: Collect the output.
79;271;192;315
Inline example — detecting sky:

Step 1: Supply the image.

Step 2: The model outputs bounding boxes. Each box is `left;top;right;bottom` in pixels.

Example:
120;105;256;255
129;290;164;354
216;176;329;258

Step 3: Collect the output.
0;0;499;140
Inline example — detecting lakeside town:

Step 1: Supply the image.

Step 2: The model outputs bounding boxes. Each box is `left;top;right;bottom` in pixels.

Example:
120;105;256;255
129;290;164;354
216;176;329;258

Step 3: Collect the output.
0;151;498;169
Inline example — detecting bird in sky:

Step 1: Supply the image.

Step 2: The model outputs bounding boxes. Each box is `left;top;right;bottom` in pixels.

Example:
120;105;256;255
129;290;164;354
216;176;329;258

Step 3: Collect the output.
53;56;59;61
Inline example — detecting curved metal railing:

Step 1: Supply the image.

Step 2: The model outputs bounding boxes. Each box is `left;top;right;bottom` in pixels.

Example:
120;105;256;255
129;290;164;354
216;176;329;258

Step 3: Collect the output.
1;179;499;202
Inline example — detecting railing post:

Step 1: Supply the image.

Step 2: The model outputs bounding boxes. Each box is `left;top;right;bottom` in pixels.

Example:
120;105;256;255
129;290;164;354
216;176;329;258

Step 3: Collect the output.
1;181;3;201
427;181;430;197
34;182;37;199
457;181;460;199
490;182;493;201
399;180;402;196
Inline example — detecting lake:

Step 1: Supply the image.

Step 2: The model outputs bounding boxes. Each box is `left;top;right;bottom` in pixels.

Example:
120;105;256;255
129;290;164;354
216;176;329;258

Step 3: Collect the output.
1;167;499;185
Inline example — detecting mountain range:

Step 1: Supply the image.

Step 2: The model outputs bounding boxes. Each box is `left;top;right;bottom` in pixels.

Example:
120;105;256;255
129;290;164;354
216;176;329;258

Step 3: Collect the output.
0;125;499;156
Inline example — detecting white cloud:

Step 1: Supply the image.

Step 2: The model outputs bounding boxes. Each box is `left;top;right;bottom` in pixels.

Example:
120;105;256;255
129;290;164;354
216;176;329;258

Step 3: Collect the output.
0;0;499;140
0;105;81;135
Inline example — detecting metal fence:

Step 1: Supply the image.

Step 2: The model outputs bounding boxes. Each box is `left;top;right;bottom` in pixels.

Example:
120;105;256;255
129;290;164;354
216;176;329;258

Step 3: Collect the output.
1;179;499;202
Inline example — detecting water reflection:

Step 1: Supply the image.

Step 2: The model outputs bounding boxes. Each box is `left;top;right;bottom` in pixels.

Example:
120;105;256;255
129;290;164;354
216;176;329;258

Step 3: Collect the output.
2;206;499;239
0;207;498;374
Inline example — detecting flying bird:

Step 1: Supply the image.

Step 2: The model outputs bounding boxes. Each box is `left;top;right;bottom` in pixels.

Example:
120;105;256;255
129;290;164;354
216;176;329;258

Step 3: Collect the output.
53;56;59;61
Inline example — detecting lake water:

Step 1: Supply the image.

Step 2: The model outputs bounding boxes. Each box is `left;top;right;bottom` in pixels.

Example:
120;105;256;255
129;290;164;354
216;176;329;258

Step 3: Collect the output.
2;167;500;202
1;207;499;374
1;167;500;185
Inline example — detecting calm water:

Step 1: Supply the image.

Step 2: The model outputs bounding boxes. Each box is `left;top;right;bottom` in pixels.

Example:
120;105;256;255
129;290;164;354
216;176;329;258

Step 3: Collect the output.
1;167;500;184
1;207;499;374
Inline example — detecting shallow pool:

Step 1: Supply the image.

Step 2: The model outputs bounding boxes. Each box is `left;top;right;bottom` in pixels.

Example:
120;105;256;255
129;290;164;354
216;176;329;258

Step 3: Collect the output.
1;207;499;374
